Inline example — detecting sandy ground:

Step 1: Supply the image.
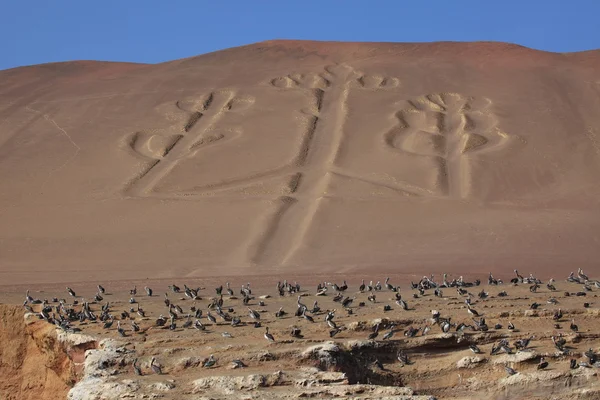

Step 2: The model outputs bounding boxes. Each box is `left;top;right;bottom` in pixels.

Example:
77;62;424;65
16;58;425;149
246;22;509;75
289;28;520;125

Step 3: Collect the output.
1;40;600;286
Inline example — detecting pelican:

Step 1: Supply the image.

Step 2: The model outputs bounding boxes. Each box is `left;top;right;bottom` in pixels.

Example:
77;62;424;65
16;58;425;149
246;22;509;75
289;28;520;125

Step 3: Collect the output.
275;307;286;318
231;359;246;369
383;325;396;340
469;344;482;354
302;309;314;322
150;357;162;374
397;350;410;366
569;319;579;332
132;358;142;376
66;287;76;297
97;284;105;294
368;323;380;340
206;311;216;324
144;286;153;296
505;365;517;376
385;277;394;291
248;307;260;320
117;321;127;337
194;319;205;331
264;327;275;342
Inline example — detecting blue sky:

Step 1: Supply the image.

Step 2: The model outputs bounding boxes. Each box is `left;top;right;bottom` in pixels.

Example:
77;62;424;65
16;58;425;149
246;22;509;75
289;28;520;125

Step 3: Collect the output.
1;0;599;70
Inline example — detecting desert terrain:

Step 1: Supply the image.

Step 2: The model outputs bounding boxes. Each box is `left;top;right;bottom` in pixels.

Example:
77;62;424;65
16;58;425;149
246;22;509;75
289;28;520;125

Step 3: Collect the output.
1;40;600;398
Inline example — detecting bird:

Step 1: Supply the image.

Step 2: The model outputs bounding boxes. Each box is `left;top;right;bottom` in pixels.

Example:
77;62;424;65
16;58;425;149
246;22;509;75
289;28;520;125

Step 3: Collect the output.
570;319;578;332
206;311;217;324
368;323;380;340
144;286;153;296
97;285;106;294
116;321;127;337
397;350;410;366
467;305;479;317
507;321;515;331
396;299;408;310
132;358;142;376
248;307;260;320
504;365;517;376
203;354;217;368
383;325;396;340
66;287;76;297
231;359;246;369
537;357;548;370
194;319;205;331
302;309;314;322
329;327;342;338
553;309;563;320
150;357;162;374
264;327;275;343
290;326;303;338
469;344;482;354
359;280;366;292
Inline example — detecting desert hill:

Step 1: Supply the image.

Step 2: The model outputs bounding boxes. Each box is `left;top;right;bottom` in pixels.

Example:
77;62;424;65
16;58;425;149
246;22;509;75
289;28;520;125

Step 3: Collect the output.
1;40;600;286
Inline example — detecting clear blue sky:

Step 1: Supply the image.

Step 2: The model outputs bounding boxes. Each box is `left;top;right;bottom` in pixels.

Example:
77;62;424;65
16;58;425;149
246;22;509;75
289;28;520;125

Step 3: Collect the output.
1;0;599;70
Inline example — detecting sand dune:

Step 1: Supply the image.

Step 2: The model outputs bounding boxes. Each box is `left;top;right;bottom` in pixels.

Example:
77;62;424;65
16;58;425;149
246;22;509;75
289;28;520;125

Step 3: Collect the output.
1;40;600;286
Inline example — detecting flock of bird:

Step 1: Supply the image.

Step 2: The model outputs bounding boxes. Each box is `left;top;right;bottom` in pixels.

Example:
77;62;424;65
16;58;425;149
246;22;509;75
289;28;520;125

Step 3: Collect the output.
21;267;600;377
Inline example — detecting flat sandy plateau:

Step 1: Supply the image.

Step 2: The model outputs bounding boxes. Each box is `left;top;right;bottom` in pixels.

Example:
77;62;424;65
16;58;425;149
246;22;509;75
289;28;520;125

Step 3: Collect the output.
1;40;600;287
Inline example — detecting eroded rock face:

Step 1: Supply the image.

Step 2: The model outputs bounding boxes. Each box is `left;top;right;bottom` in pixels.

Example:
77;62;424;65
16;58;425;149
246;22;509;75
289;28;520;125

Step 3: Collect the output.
491;351;538;364
67;339;134;400
0;306;73;400
457;356;485;368
192;371;285;394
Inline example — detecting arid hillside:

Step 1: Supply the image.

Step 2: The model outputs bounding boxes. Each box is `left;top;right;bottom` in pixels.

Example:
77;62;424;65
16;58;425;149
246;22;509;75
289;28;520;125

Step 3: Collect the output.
1;41;600;286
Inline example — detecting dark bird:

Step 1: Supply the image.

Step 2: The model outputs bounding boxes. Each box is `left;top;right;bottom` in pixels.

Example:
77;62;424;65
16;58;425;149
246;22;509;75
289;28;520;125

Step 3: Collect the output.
290;327;303;338
264;327;275;343
368;323;380;340
132;358;142;376
570;319;578;332
553;309;563;321
150;357;162;374
505;365;517;376
397;350;411;366
329;328;342;338
469;344;482;354
248;307;260;320
537;357;548;370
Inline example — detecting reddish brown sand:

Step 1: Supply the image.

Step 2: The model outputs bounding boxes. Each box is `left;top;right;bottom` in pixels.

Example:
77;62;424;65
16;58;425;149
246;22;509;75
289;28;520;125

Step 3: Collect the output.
1;40;600;289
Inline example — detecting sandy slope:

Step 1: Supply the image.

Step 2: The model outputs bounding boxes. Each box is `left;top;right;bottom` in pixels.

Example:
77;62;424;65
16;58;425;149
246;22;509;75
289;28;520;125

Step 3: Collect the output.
1;40;600;286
